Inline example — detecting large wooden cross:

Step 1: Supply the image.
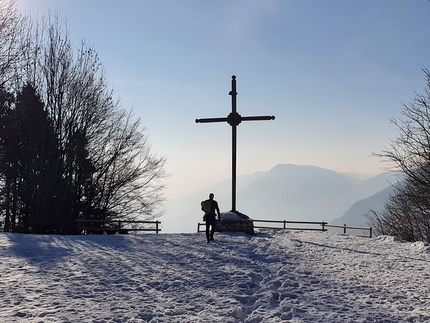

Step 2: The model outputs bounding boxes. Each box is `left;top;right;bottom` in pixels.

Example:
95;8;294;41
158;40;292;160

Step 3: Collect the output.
195;75;275;212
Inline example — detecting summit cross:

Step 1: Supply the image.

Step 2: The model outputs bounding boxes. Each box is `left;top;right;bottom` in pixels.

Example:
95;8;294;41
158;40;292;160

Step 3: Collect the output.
195;75;275;213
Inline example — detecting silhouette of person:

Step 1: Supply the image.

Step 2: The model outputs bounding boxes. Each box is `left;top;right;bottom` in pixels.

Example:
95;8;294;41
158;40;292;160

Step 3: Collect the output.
204;193;220;243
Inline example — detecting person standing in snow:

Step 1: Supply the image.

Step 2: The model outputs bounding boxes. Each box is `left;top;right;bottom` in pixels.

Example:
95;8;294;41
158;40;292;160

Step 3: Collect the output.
202;193;220;243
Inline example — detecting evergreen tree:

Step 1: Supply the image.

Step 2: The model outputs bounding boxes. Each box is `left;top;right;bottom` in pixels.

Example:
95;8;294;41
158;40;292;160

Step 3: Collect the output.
0;4;166;234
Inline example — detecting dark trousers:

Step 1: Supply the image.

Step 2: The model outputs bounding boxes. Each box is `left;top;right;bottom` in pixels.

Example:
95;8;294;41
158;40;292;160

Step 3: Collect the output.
206;218;216;241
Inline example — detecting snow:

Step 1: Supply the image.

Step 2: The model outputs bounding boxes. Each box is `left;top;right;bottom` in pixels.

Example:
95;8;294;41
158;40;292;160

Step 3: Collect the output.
220;211;245;221
1;231;429;323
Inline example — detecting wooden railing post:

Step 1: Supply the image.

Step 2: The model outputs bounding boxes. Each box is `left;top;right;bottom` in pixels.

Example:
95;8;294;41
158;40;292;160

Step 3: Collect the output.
369;227;372;238
283;220;286;229
197;222;208;233
344;224;347;234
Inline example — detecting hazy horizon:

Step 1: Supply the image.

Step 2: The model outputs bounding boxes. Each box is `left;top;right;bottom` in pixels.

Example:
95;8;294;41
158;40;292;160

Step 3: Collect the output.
166;162;385;200
161;163;397;233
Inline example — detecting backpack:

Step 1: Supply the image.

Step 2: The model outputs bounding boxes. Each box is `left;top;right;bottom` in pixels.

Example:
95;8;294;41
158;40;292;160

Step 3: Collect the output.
201;199;212;214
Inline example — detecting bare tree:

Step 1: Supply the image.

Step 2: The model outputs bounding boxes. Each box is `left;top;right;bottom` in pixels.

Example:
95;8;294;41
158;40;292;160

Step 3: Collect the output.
0;0;26;87
367;178;430;242
0;9;166;233
369;69;430;242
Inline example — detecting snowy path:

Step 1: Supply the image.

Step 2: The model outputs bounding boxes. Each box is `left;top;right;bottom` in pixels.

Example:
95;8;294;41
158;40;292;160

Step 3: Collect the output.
0;231;429;322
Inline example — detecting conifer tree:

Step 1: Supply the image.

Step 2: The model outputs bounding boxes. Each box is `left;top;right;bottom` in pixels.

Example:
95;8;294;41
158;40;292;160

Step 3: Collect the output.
0;1;166;233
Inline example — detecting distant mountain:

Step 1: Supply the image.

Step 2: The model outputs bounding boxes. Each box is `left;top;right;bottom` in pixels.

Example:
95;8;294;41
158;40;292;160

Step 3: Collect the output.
161;164;397;233
357;172;399;199
341;173;379;181
232;165;353;222
330;185;396;228
233;164;397;222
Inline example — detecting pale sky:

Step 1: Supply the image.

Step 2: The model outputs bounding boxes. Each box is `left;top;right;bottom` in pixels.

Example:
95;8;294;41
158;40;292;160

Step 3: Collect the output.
17;0;430;199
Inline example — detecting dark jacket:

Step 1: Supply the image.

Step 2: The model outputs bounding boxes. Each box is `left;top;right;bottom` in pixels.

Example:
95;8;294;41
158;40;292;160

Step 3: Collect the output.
206;199;220;222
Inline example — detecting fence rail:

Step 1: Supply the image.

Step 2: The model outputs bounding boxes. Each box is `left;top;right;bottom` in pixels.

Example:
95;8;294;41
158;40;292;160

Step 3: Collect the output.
197;220;328;233
197;219;372;238
252;219;328;231
324;223;372;238
76;219;161;234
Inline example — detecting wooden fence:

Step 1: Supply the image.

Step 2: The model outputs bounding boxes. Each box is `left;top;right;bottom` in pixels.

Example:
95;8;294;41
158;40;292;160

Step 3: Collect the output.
323;223;372;238
252;219;328;231
76;219;161;234
198;219;372;238
197;220;327;233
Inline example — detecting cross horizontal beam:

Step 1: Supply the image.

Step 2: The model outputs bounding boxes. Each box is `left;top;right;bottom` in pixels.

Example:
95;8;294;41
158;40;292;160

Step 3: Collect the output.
241;115;275;122
196;112;275;126
195;115;275;124
195;117;228;123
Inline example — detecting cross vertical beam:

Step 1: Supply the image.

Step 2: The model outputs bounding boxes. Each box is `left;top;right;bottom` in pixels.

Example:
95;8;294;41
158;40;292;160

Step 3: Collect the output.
195;75;275;213
230;76;238;212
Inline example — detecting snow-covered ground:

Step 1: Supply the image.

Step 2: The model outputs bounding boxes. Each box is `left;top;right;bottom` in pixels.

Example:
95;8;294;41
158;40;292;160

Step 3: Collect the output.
1;230;429;323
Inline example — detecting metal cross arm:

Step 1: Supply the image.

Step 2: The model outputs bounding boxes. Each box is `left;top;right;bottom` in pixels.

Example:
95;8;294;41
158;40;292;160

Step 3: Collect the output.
196;114;275;126
195;75;275;212
240;115;276;122
195;117;228;123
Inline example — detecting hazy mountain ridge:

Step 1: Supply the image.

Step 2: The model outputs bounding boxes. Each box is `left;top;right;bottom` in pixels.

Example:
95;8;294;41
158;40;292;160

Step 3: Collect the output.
331;185;397;228
236;164;360;221
162;164;397;233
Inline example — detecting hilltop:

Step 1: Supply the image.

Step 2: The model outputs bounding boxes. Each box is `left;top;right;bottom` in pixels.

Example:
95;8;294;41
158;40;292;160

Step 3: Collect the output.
0;231;429;322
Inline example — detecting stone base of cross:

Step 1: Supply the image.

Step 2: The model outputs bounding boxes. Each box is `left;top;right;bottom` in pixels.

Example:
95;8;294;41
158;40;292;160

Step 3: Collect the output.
195;75;275;213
